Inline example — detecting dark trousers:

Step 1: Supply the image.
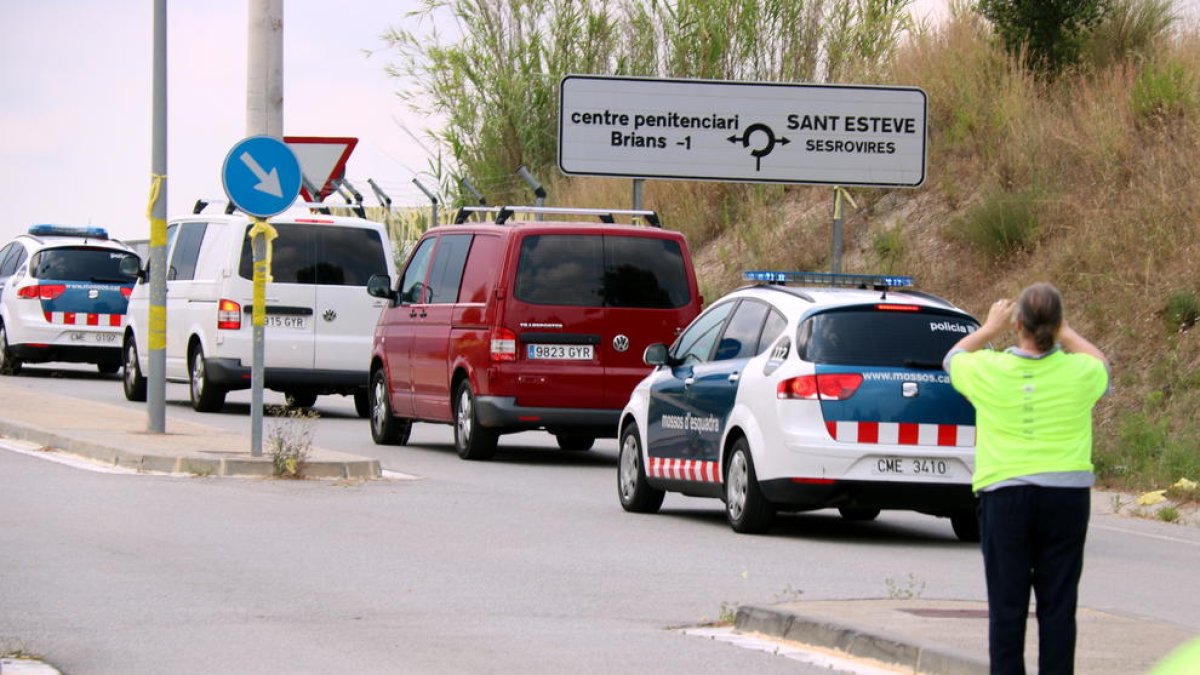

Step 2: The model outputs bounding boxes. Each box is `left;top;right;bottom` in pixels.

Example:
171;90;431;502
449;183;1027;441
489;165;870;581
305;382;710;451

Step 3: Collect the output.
979;485;1090;675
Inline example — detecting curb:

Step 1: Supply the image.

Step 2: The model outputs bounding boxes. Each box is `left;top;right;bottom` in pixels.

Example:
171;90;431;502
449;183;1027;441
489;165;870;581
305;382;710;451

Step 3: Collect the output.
734;605;989;675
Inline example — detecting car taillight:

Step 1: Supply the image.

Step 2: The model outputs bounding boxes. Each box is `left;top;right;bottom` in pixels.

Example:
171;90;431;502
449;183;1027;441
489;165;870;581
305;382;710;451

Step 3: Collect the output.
876;303;921;312
490;327;517;362
217;298;242;330
17;284;66;300
777;373;863;400
121;287;133;299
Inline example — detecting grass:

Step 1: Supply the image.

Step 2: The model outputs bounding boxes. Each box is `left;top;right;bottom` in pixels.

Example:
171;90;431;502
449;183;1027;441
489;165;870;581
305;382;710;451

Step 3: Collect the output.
266;407;318;479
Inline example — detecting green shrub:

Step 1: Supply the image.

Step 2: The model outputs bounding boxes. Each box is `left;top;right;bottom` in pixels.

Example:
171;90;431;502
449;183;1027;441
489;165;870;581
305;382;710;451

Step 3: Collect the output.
1131;58;1198;123
977;0;1112;76
955;189;1040;258
1164;291;1199;331
1084;0;1177;69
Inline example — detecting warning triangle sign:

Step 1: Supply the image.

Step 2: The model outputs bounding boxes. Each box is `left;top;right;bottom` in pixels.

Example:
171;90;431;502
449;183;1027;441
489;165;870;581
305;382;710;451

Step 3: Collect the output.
284;136;358;201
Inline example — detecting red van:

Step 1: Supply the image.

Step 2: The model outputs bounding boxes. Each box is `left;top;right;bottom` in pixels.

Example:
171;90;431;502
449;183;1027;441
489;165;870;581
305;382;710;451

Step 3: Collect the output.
367;206;703;460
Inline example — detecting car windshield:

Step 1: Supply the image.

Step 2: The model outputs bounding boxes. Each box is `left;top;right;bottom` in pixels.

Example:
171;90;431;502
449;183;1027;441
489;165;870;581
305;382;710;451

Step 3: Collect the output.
514;234;691;308
799;308;978;368
32;247;139;283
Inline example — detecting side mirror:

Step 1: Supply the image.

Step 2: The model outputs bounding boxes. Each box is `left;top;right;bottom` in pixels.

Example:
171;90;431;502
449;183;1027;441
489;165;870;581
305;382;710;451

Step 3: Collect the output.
119;255;146;282
643;343;669;367
367;274;397;302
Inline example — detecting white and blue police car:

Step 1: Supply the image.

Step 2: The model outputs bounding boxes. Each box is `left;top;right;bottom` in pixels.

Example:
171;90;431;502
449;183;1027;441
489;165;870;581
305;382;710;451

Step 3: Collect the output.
616;271;983;540
0;225;140;376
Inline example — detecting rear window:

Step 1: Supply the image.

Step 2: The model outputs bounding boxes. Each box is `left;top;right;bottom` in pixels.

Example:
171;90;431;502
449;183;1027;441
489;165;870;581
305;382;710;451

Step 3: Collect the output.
238;223;387;286
798;308;978;368
514;234;691;308
31;247;139;283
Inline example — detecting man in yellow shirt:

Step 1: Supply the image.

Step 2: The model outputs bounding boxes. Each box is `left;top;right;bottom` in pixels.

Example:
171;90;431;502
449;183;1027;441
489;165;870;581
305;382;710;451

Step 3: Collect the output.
946;283;1109;675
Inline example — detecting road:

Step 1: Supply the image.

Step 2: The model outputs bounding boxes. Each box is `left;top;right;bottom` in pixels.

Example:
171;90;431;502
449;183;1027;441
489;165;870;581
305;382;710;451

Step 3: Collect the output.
2;365;1198;674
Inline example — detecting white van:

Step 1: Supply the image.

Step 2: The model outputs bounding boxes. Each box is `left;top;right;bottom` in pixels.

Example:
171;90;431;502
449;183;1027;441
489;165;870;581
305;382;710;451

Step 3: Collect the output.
121;211;396;415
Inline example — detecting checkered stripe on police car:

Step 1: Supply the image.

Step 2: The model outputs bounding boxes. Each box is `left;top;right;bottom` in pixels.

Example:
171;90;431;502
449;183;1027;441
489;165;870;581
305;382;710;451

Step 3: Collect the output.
825;421;975;447
648;457;721;483
43;312;125;327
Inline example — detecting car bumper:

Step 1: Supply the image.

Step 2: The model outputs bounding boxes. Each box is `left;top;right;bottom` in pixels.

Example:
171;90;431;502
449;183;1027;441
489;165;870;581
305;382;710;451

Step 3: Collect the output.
475;396;619;437
202;357;367;394
9;342;121;365
758;477;977;515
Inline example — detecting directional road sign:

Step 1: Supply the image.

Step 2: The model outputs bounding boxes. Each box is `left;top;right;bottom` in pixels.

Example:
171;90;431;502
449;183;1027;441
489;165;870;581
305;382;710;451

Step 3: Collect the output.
559;75;927;187
222;136;303;217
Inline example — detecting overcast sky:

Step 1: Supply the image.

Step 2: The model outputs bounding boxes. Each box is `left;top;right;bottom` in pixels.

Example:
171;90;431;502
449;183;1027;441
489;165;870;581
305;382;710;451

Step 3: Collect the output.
0;0;1105;246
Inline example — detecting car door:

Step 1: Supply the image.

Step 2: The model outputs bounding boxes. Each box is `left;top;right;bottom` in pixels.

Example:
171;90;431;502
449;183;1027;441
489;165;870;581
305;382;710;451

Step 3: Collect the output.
410;233;472;420
164;221;206;379
310;224;391;374
377;236;436;418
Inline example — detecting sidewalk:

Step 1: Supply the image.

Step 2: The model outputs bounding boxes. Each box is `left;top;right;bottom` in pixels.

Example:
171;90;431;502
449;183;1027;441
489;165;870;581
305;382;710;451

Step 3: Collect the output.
0;377;379;479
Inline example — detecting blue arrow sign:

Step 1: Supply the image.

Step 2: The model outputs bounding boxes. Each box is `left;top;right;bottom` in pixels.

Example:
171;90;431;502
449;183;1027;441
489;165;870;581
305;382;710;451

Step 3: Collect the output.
222;136;302;218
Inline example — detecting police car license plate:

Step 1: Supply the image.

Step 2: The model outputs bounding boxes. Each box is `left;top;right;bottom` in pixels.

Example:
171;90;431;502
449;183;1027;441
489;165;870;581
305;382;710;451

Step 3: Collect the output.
871;456;951;477
527;344;594;360
266;315;309;329
68;331;119;345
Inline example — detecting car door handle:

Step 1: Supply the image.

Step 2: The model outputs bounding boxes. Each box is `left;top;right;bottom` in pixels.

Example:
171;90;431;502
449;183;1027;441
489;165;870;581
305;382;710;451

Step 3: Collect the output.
728;373;740;383
683;377;695;388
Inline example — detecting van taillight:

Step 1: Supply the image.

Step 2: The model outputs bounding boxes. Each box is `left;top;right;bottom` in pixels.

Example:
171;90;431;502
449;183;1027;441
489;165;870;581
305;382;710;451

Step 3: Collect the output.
490;327;517;362
217;299;241;330
17;284;66;300
777;373;863;400
121;287;133;299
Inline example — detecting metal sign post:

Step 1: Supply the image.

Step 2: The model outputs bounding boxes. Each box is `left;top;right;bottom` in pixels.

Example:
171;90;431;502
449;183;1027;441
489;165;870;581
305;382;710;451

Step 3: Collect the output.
830;186;857;274
221;136;301;456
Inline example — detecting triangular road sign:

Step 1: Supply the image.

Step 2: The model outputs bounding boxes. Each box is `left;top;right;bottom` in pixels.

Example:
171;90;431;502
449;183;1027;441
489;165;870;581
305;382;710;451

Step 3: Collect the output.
284;136;358;201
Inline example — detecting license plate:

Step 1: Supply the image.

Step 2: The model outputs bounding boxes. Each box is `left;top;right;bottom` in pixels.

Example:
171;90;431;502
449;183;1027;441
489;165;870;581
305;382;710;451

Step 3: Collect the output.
871;456;951;477
67;331;119;345
266;315;309;329
527;344;594;360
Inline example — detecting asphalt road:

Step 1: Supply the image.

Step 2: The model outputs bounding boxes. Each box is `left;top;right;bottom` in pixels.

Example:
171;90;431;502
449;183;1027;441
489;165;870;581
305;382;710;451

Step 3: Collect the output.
3;365;1198;674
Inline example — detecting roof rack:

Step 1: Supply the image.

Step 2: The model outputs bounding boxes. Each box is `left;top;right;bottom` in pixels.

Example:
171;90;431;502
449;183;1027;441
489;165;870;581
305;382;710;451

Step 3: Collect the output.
452;205;661;228
744;270;914;290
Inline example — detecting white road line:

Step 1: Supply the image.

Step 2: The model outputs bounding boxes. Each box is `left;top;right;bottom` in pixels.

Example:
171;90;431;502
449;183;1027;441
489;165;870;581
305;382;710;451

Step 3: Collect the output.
0;439;137;475
1093;522;1200;546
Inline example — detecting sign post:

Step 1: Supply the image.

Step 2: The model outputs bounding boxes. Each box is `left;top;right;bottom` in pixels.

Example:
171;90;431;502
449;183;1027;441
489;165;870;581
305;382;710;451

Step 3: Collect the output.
221;136;301;457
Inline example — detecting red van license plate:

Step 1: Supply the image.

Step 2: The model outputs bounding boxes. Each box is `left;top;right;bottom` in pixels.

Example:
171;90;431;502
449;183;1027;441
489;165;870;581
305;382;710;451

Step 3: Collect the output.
527;344;594;360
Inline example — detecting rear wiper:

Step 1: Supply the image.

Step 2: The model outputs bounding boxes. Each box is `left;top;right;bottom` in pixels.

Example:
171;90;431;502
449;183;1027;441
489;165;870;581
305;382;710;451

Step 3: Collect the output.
904;359;945;370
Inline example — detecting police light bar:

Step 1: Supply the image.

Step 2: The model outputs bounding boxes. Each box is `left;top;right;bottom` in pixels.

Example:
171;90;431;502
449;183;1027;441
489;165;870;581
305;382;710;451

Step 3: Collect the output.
28;224;109;240
743;271;913;289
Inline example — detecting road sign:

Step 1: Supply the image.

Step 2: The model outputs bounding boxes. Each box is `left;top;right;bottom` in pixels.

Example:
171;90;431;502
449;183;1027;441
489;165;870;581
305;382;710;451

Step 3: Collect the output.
559;75;927;188
284;136;358;201
221;136;302;217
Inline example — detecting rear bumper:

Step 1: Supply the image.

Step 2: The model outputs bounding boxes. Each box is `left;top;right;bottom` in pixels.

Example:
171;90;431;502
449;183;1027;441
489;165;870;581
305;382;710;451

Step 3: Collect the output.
10;343;121;365
475;396;619;438
202;357;367;394
758;478;976;516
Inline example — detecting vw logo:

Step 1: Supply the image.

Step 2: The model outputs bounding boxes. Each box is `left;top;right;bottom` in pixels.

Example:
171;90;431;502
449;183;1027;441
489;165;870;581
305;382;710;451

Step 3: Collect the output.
88;290;99;299
612;334;630;352
323;309;337;322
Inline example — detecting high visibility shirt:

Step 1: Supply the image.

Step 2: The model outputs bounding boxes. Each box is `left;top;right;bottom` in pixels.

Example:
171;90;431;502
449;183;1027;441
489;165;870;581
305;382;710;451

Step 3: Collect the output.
948;347;1108;492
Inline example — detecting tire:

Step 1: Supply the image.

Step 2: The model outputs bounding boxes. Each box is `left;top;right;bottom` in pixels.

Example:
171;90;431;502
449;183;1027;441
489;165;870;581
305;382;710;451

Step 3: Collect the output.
454;380;497;461
951;509;981;543
188;345;226;413
724;438;775;534
353;388;370;419
97;361;121;375
122;337;147;402
0;323;22;376
555;433;595;452
284;391;318;409
617;422;664;513
839;507;881;522
369;369;410;445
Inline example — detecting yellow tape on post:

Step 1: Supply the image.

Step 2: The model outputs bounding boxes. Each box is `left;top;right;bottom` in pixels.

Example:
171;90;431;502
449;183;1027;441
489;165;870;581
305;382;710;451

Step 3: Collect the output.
146;174;169;247
248;219;277;327
148;306;167;350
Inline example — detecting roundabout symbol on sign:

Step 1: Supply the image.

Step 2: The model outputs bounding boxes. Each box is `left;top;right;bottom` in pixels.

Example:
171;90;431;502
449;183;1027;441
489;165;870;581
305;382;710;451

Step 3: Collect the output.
727;123;791;171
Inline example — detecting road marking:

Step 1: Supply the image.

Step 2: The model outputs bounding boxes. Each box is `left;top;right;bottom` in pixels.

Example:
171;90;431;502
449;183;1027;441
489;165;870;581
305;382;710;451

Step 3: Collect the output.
1093;522;1200;546
0;439;136;474
682;625;906;674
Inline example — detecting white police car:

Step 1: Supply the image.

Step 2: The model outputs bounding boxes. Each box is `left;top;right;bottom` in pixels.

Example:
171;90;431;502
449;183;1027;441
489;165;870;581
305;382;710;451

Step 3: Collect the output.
616;271;982;540
0;225;140;375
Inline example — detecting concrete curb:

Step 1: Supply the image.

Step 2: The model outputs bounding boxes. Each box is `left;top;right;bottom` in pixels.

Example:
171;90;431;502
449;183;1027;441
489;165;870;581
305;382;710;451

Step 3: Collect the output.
0;419;381;480
734;604;989;675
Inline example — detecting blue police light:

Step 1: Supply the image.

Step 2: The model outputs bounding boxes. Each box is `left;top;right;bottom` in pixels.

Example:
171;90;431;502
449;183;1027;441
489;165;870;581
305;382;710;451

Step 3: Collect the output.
743;270;914;289
28;224;110;240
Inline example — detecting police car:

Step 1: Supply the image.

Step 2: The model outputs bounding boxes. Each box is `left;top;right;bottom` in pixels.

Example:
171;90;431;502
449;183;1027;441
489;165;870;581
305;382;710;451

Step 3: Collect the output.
0;225;140;375
616;271;983;540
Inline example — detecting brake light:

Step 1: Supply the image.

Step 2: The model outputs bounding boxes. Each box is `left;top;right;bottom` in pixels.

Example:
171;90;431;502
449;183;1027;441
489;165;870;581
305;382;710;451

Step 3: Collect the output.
876;304;921;312
217;298;242;330
777;373;863;400
17;284;66;300
490;327;517;362
120;287;133;299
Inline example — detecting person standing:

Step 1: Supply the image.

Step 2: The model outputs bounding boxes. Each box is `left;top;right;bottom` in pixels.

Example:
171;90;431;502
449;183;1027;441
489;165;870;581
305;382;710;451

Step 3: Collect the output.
944;283;1110;674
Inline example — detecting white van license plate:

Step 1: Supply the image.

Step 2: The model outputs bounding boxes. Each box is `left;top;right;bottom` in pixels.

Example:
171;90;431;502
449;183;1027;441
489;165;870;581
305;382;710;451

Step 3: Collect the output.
527;344;594;360
871;457;951;477
266;315;309;329
67;331;119;345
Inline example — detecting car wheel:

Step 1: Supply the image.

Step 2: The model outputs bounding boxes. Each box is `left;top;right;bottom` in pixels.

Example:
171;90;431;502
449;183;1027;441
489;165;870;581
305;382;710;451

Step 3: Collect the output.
838;507;881;522
369;369;410;445
725;438;775;534
353;388;371;419
284;391;318;409
454;380;497;461
617;422;664;513
188;345;226;413
122;337;147;402
555;434;595;451
951;509;981;543
0;323;22;376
